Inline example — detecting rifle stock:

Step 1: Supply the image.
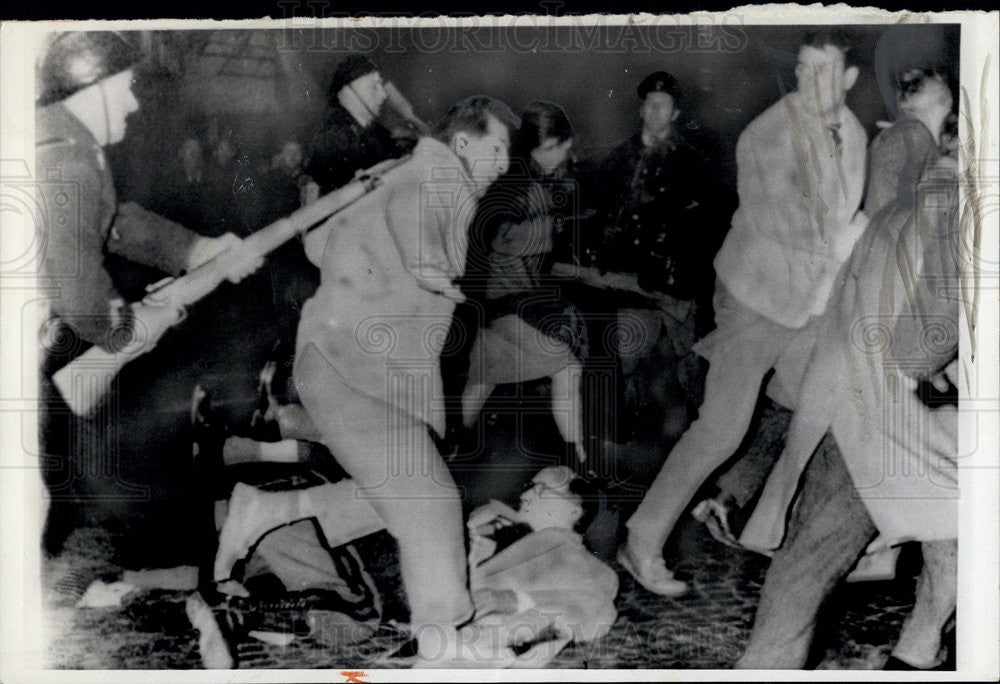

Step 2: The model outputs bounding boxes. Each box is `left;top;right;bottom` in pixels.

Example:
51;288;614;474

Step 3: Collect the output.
51;156;409;416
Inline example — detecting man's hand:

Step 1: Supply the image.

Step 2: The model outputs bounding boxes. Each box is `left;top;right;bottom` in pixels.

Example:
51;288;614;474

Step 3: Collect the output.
471;588;519;619
440;284;467;304
188;233;265;284
467;500;521;531
467;500;521;569
300;180;320;207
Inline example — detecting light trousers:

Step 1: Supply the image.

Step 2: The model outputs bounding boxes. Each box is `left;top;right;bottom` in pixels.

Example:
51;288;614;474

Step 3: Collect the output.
294;344;473;630
626;287;800;556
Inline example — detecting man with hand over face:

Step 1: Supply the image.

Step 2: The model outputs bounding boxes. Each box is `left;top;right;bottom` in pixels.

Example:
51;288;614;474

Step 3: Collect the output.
619;30;868;597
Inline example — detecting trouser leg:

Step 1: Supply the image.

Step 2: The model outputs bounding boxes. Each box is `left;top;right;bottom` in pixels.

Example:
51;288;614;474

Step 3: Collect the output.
295;345;473;630
625;322;787;558
220;479;387;586
736;437;877;668
245;520;360;594
550;361;586;462
442;301;481;440
715;403;792;508
892;539;957;668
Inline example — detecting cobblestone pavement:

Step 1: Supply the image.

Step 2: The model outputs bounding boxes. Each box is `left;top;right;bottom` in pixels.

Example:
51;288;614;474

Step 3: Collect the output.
43;518;926;670
40;399;939;671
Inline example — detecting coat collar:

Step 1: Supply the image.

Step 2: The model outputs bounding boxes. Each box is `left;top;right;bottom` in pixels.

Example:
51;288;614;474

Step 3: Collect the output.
37;102;107;171
412;136;473;181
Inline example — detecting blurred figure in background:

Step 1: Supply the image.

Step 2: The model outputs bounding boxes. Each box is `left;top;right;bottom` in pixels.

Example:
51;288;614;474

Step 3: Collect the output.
180;137;206;184
457;101;590;465
304;55;403;197
257;140;307;225
150;136;211;230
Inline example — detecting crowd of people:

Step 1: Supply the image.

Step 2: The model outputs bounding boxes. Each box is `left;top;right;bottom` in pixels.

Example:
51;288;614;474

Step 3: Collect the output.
36;28;959;670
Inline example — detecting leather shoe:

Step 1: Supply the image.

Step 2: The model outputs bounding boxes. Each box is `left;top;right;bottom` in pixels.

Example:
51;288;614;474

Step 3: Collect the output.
617;546;688;597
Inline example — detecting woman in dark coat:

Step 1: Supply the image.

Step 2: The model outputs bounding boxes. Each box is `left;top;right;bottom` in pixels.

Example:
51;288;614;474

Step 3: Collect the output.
460;102;590;463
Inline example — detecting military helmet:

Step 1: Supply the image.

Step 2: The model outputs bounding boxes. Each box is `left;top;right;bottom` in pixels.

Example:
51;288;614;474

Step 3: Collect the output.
37;31;143;106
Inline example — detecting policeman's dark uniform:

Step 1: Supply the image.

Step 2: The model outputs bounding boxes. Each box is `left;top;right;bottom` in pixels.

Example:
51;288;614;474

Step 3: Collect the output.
306;105;400;194
304;56;402;194
595;72;732;437
597;73;724;306
37;105;199;349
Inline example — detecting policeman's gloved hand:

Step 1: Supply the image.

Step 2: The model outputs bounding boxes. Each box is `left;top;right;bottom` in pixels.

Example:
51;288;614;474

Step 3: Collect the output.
189;233;265;284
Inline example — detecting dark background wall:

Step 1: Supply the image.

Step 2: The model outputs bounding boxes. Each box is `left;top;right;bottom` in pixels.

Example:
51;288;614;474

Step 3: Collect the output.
116;21;959;206
115;23;958;204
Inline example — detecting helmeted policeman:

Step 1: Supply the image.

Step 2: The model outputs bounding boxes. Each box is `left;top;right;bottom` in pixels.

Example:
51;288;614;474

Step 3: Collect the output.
36;31;260;552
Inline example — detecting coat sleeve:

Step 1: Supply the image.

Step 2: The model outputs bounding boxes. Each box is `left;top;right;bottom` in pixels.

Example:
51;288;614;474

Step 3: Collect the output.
864;121;936;219
491;215;553;256
734;122;793;238
891;164;960;377
474;530;619;643
520;586;618;642
384;181;462;296
38;154;129;349
105;202;201;276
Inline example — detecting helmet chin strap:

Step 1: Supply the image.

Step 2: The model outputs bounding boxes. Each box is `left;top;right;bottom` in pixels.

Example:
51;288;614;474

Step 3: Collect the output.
98;79;113;145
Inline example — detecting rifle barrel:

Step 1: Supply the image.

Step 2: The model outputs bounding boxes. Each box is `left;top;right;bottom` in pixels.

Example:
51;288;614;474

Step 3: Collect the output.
145;157;410;311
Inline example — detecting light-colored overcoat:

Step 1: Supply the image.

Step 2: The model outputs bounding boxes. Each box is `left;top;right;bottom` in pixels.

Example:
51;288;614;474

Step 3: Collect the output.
297;137;477;436
740;118;960;550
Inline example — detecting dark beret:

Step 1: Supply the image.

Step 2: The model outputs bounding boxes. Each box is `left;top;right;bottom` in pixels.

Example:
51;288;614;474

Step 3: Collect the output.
637;71;682;102
328;55;379;101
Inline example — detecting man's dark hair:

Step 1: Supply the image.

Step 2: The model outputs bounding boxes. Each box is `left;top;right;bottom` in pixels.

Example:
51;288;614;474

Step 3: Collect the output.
511;100;574;163
898;67;949;102
433;95;520;144
801;28;856;66
568;475;603;534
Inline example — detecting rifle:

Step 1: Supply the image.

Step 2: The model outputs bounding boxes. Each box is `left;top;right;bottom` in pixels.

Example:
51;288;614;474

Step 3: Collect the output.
51;156;410;417
384;81;432;137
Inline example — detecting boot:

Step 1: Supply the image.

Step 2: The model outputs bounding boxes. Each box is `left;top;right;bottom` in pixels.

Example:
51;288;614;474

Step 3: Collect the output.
191;384;230;590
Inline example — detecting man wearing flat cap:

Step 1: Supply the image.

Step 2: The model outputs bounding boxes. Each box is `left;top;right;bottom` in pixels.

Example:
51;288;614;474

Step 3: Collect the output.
595;70;731;440
304;55;405;195
620;31;868;598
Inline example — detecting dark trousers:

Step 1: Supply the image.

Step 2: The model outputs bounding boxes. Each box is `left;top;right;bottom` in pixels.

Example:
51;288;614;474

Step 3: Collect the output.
737;435;957;669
